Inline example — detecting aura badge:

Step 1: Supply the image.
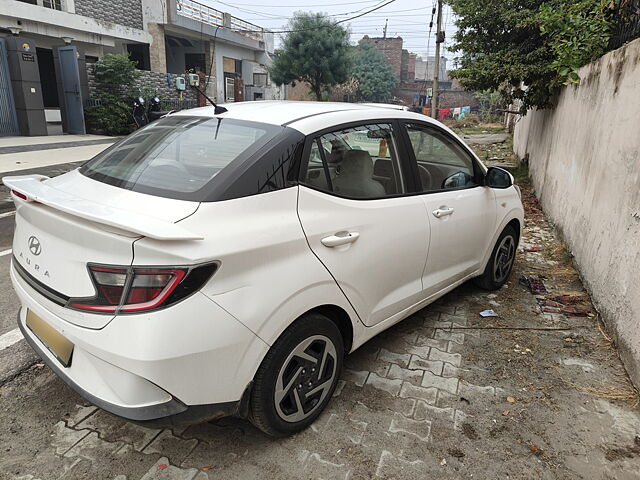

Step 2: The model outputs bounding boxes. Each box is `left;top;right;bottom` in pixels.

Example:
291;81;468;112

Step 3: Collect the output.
28;236;41;256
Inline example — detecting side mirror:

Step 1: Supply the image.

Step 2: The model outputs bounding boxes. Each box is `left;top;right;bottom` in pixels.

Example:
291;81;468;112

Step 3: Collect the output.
485;167;513;189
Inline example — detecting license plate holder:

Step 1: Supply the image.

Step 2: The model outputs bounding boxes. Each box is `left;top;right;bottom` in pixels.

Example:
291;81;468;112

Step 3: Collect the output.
25;309;74;367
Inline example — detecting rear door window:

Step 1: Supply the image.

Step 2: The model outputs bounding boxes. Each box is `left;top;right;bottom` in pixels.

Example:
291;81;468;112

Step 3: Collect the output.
301;123;405;198
80;116;283;200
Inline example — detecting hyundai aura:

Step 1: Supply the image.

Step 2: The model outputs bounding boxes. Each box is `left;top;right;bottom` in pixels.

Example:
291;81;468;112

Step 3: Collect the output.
3;101;523;436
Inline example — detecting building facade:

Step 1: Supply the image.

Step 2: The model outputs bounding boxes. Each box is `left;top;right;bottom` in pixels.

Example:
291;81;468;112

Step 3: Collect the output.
361;35;448;84
360;36;418;83
414;55;448;82
0;0;282;136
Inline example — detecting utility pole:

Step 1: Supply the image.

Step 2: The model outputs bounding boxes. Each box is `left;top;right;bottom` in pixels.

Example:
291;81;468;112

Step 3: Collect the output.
383;18;388;39
431;0;444;119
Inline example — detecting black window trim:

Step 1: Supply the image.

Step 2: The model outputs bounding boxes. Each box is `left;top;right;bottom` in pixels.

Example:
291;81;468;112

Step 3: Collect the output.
314;137;334;191
397;120;487;194
298;118;421;201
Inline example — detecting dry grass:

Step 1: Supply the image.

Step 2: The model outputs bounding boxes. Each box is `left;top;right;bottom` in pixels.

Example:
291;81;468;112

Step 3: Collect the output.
566;380;640;408
596;318;613;344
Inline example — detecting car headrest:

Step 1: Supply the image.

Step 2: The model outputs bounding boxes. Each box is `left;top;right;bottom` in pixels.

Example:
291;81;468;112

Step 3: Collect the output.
340;150;373;177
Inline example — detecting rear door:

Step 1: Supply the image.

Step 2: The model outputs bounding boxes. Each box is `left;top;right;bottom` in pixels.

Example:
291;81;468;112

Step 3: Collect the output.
297;121;430;327
401;122;497;294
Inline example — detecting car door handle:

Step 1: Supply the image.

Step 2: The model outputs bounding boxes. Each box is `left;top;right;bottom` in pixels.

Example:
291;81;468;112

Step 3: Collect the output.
432;207;454;218
321;232;360;247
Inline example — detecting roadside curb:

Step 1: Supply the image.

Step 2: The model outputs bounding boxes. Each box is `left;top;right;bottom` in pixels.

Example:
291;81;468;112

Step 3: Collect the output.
0;138;118;155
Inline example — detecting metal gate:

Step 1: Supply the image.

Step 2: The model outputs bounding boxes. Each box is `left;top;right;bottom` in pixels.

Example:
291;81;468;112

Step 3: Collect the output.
0;38;20;137
55;45;85;134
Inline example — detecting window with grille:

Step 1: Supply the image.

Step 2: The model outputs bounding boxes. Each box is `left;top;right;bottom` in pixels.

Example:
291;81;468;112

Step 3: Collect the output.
43;0;62;9
253;73;267;87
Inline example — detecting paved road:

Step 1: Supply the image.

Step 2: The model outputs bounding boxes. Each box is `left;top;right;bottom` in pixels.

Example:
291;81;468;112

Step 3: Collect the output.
461;133;509;145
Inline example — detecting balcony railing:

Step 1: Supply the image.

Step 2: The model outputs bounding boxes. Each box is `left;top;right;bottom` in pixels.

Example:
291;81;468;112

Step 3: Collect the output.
176;0;265;42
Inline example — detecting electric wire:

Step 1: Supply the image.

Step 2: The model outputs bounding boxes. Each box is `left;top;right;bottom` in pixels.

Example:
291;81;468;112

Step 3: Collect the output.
206;0;397;34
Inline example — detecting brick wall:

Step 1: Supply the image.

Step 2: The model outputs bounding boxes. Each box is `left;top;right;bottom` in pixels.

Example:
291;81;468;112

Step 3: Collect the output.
401;50;409;82
408;54;416;81
394;81;479;109
362;36;404;80
75;0;143;30
285;81;314;101
87;64;200;106
439;89;479;109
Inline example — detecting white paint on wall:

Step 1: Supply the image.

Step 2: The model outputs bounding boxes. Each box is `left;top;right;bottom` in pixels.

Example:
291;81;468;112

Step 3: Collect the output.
513;37;640;388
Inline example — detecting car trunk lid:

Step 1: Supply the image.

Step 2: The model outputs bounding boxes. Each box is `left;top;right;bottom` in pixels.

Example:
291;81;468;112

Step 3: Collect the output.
4;170;201;329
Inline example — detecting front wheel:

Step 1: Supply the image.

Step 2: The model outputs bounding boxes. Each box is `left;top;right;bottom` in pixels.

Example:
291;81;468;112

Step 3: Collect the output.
249;313;344;437
474;225;518;290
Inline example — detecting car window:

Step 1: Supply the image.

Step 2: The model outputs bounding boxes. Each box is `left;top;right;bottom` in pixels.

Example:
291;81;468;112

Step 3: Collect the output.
301;123;405;199
80;116;283;200
405;123;479;192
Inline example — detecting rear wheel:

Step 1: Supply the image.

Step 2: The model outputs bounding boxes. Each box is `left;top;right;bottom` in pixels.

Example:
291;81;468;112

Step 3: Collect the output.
249;313;344;437
475;225;517;290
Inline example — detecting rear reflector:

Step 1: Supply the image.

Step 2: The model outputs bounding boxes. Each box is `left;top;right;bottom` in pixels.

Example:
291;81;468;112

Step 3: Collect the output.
68;263;216;314
11;190;27;200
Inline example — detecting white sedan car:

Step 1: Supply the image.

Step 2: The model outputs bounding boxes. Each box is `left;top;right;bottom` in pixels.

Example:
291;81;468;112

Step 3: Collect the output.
3;101;522;436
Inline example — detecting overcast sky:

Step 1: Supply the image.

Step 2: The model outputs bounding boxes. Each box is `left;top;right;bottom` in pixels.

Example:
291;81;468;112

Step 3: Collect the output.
200;0;458;61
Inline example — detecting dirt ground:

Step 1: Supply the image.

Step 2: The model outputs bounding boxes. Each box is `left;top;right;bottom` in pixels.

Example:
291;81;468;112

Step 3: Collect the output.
0;136;639;479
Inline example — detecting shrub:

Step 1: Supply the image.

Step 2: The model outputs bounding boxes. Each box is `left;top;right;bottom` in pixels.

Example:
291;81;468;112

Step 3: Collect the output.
85;54;139;135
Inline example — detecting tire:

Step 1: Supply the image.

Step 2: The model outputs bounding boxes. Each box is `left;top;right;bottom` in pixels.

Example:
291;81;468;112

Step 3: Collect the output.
249;312;344;437
474;225;518;291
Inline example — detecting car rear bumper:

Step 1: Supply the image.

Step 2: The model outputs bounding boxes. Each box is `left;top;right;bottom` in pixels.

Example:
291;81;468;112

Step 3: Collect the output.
19;314;246;425
11;261;268;425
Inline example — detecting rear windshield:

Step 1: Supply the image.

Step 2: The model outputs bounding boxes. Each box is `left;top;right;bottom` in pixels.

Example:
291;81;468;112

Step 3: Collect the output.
80;116;283;200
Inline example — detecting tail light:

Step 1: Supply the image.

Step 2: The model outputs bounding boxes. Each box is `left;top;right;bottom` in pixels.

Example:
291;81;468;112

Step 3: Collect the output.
68;263;217;314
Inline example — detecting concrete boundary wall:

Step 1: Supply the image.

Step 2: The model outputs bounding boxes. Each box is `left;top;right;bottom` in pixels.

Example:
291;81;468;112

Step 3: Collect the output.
513;38;640;387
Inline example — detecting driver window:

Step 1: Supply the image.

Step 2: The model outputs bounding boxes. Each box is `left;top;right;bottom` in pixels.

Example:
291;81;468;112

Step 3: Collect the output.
405;124;479;192
302;123;405;199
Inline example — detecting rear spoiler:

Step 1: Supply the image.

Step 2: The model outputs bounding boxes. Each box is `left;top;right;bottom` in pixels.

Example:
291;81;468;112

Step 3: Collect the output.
2;175;203;241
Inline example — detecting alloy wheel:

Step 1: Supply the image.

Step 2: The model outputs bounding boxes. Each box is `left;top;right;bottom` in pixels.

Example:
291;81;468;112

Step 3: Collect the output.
493;235;515;283
274;335;338;423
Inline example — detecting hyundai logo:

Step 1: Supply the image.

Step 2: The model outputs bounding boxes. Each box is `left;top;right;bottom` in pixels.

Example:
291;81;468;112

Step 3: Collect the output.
28;236;41;256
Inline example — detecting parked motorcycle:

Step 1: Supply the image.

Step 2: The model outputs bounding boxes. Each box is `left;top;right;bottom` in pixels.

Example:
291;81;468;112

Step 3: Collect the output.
147;96;174;122
132;96;149;128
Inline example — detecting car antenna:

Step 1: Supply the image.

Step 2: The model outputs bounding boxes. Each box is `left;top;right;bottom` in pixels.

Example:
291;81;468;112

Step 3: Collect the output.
189;84;228;115
214;117;222;140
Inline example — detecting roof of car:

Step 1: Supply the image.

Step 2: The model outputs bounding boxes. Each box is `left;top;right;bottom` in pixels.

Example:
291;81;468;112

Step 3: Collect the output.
171;101;433;130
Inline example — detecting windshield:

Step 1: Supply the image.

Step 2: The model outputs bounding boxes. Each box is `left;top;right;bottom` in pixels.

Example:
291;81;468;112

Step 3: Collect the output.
80;116;283;201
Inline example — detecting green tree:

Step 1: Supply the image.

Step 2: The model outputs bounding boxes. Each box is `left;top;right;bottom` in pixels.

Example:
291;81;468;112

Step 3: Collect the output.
270;12;351;101
448;0;612;113
85;53;140;135
538;0;611;85
476;90;504;123
93;53;140;95
351;41;397;102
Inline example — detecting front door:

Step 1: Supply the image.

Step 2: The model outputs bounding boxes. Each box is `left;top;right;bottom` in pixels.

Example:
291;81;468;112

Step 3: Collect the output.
297;122;430;327
402;122;497;294
54;45;85;134
0;38;19;137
